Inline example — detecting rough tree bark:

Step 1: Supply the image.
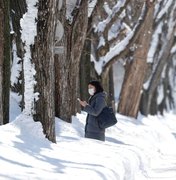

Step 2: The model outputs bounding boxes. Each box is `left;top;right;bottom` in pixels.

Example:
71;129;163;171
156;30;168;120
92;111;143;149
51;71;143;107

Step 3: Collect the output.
79;37;92;102
0;0;10;125
55;0;88;122
118;4;154;118
102;67;115;109
79;17;100;103
33;0;58;142
0;0;4;125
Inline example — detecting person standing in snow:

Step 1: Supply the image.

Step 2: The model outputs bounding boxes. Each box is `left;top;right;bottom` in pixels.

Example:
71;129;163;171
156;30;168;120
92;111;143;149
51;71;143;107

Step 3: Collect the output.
78;80;107;141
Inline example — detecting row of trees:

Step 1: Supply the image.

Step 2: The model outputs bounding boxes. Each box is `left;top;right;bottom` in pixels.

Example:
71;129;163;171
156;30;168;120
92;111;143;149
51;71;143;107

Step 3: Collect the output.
0;0;175;142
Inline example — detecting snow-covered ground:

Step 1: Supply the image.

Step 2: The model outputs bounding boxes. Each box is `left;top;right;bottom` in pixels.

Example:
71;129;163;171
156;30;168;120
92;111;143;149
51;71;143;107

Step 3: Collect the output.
4;0;176;179
0;93;176;180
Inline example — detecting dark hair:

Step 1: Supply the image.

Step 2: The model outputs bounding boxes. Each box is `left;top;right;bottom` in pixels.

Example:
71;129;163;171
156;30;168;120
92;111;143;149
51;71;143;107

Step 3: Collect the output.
88;80;104;94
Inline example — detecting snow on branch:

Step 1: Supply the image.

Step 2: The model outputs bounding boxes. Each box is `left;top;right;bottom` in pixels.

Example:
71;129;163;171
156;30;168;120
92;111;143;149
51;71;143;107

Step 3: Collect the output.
166;2;176;40
148;0;175;63
94;0;129;33
147;22;163;63
103;2;112;16
156;0;173;21
144;2;176;91
66;0;86;24
92;3;148;75
88;0;97;17
171;44;176;54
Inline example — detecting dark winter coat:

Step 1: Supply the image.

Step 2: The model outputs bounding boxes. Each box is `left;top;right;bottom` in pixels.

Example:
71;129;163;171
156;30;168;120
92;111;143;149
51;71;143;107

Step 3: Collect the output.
84;92;107;141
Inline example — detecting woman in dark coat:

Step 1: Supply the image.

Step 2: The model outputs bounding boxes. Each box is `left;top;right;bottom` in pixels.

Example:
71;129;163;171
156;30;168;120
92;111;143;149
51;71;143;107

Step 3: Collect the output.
78;80;107;141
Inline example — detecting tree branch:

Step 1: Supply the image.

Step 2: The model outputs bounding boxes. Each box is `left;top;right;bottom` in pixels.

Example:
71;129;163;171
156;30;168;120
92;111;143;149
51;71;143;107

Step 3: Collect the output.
102;2;151;76
103;0;131;42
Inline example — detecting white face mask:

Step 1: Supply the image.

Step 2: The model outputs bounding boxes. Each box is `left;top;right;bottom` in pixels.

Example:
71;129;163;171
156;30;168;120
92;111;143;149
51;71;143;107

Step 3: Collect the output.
88;88;95;96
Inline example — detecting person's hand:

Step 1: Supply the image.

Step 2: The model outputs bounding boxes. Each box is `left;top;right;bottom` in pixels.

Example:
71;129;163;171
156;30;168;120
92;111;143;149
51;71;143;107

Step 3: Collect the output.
80;101;88;107
78;99;88;107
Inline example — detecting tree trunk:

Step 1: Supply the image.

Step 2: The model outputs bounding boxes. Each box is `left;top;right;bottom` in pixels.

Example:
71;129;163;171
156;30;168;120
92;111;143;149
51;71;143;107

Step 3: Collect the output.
161;58;176;112
0;0;4;125
102;67;115;109
79;35;92;102
0;0;10;125
108;67;115;110
55;0;88;122
10;0;27;109
140;29;176;115
33;0;57;143
79;19;100;103
118;5;154;118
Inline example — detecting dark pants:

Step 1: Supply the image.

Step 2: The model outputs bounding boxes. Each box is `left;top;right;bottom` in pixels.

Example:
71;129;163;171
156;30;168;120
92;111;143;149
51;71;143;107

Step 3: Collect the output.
85;132;105;141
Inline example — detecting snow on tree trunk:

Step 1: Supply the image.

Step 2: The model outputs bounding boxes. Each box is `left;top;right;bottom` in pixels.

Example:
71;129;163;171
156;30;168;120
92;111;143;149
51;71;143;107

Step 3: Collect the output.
118;4;154;118
20;0;38;115
10;0;27;103
33;0;58;142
